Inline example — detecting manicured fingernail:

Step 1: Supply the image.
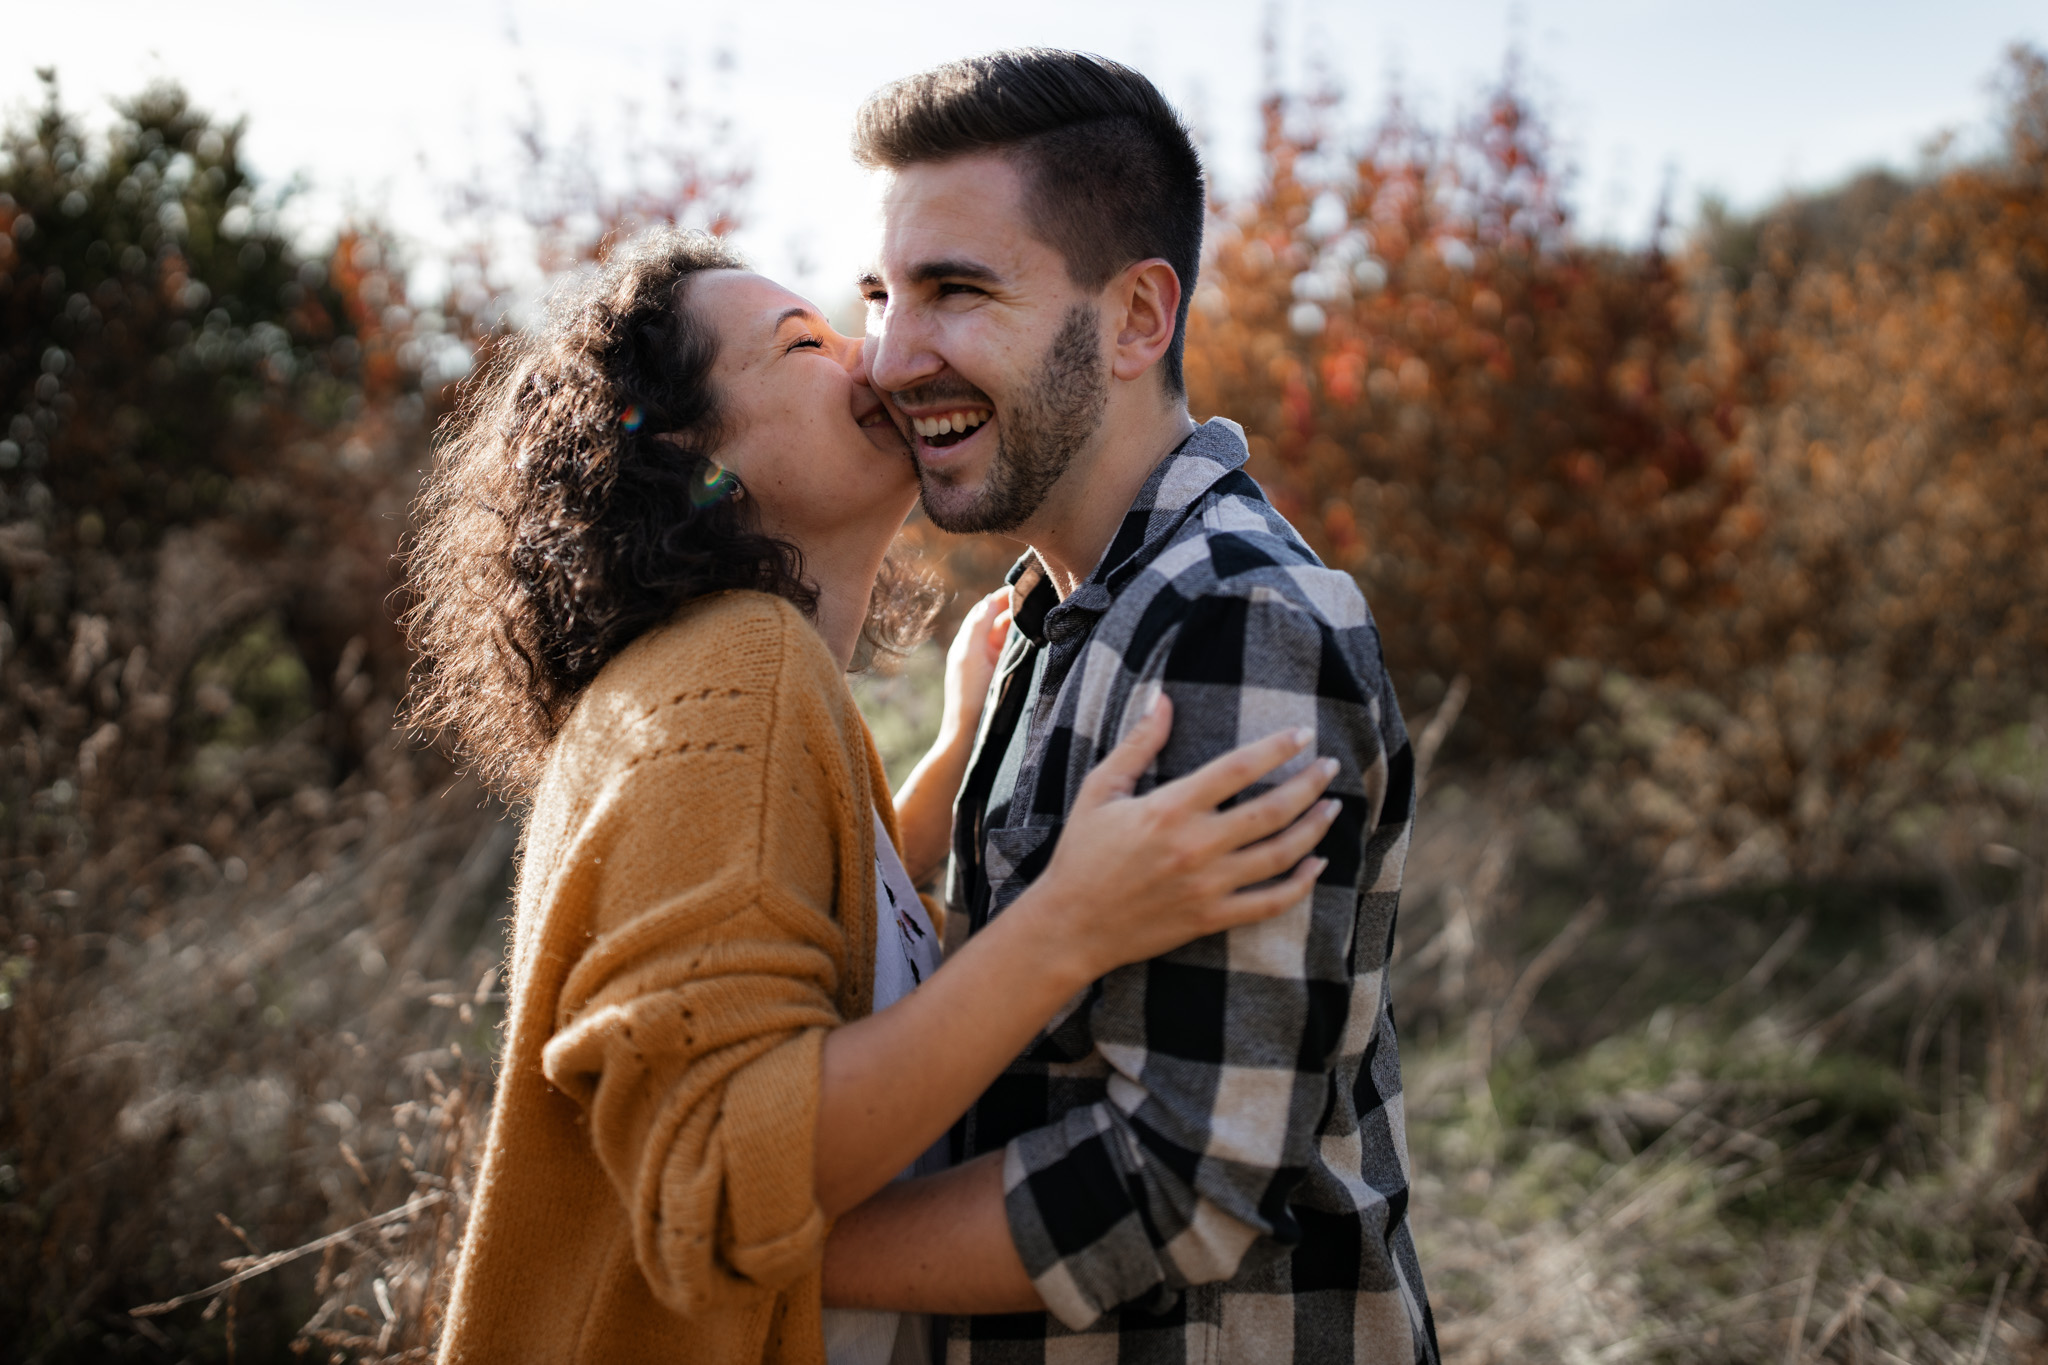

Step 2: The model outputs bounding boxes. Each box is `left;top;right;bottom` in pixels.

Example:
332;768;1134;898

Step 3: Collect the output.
1308;856;1329;875
1321;799;1341;818
1143;691;1162;718
1318;757;1339;777
1291;726;1314;748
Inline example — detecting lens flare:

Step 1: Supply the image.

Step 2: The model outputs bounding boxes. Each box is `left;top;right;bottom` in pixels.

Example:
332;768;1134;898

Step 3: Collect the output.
689;462;738;507
619;405;644;431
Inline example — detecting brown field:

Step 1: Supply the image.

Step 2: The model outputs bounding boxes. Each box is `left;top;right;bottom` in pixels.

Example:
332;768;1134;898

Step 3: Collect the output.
3;49;2046;1363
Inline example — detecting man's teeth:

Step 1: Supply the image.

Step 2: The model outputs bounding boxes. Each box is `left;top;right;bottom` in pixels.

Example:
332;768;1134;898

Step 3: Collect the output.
911;410;991;439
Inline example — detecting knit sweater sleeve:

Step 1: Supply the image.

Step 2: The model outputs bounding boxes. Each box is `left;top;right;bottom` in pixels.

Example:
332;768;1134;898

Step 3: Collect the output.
533;599;862;1320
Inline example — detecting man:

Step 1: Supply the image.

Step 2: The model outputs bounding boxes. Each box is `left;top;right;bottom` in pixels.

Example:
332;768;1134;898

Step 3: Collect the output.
825;49;1437;1364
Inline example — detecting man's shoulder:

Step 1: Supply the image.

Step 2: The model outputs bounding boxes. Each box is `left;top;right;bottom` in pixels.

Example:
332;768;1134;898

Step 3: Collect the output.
1123;477;1374;638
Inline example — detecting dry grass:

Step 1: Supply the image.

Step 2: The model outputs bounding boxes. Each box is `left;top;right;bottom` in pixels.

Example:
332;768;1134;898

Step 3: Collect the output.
2;688;512;1361
0;376;513;1360
8;615;2045;1365
1392;736;2048;1363
7;51;2048;1364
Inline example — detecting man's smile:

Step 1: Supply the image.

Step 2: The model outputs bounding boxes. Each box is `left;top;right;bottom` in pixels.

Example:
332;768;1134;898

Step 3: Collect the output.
908;408;991;447
894;395;998;466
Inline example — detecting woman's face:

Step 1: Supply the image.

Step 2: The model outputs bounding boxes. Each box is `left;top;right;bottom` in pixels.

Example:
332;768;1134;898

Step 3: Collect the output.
691;270;917;563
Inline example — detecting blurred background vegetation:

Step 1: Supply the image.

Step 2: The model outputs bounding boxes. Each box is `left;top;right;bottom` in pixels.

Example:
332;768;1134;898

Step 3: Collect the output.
2;39;2046;1364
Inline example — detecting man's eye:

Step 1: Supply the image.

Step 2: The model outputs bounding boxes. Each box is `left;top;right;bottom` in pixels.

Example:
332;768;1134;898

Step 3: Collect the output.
936;282;981;297
863;291;888;308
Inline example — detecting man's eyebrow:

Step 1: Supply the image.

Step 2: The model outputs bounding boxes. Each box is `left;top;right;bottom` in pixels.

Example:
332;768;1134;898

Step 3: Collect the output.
857;271;884;292
907;258;1001;286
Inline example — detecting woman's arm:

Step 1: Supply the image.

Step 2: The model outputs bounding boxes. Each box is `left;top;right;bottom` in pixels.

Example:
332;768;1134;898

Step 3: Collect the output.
822;1154;1039;1313
813;696;1341;1217
891;589;1009;885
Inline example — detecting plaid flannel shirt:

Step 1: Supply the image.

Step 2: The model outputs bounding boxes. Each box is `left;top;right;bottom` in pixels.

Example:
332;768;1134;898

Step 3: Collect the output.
943;418;1438;1364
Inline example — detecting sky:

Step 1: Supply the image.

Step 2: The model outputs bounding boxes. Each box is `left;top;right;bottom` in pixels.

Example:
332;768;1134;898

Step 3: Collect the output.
10;1;2043;320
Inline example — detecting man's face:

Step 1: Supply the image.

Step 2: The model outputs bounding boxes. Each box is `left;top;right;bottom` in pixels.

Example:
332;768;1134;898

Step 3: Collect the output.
863;153;1108;535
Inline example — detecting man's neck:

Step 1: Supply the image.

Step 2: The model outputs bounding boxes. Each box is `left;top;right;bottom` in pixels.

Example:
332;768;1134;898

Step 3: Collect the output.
1023;399;1197;601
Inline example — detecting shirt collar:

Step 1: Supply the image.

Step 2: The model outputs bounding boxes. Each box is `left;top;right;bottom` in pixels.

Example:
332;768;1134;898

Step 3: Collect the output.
1006;417;1252;647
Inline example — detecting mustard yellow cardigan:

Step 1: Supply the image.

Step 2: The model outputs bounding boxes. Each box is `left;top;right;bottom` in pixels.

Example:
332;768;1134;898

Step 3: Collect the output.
439;591;894;1365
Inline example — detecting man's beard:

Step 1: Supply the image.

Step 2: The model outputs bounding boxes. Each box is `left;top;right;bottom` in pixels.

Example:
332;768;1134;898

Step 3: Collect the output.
914;305;1107;535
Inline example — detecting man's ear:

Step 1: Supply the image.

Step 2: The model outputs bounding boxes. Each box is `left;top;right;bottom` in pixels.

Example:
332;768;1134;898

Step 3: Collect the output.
1108;258;1182;385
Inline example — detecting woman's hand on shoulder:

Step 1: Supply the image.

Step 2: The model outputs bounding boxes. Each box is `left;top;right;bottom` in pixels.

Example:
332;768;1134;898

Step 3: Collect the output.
892;589;1014;885
937;589;1012;750
1013;696;1341;985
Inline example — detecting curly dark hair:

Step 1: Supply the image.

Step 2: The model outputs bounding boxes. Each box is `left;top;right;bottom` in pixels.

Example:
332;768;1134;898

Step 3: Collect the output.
400;228;937;798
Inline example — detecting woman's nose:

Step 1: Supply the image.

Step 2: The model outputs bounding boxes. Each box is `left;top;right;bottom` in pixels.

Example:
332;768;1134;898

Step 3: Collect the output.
841;330;875;386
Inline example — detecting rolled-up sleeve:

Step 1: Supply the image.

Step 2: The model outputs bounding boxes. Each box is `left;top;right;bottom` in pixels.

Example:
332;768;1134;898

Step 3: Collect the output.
537;671;854;1320
1000;587;1410;1328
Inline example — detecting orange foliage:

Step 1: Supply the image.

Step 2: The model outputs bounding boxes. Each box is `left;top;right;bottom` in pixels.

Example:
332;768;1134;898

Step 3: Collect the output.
1584;44;2048;874
1184;76;1747;740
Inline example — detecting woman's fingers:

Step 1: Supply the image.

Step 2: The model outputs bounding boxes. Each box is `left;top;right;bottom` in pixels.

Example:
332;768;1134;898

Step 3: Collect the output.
1211;755;1339;849
1073;694;1174;808
1031;703;1348;979
1157;723;1316;813
1215;853;1328;929
949;590;1004;657
942;590;1016;736
983;604;1013;664
1218;797;1341;890
954;590;1006;656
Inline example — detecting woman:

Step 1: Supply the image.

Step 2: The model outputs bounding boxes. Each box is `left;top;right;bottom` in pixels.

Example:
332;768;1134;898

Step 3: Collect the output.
403;229;1339;1365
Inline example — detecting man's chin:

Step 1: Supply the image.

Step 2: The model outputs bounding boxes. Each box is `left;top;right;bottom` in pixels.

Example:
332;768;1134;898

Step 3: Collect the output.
917;473;1010;536
916;477;981;534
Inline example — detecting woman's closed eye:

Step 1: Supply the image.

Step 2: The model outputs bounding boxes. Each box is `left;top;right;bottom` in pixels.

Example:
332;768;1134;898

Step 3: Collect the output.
786;333;826;353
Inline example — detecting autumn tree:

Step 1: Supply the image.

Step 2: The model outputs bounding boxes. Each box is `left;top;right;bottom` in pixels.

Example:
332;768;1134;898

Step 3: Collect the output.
1185;68;1746;744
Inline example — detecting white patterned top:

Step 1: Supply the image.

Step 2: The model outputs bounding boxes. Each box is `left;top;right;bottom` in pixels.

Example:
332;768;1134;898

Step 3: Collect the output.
819;811;945;1365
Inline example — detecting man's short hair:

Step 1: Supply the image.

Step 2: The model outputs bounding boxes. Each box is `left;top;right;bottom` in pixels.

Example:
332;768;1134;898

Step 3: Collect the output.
853;49;1205;396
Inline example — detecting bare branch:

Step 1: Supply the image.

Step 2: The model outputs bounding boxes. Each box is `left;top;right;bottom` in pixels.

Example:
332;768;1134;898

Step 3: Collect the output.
131;1193;446;1320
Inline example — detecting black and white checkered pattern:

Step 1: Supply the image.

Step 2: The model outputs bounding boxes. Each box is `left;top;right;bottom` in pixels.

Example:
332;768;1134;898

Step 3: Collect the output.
943;418;1438;1364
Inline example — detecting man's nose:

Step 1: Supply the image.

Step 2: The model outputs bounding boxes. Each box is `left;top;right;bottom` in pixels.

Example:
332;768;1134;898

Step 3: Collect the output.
865;298;941;397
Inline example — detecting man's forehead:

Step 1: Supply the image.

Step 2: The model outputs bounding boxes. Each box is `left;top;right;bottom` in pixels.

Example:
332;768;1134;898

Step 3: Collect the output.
875;155;1038;271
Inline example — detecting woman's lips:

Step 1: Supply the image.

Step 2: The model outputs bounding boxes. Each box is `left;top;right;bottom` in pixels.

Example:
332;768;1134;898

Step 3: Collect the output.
856;405;913;457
